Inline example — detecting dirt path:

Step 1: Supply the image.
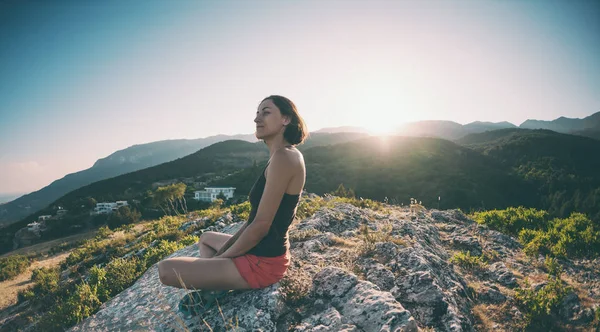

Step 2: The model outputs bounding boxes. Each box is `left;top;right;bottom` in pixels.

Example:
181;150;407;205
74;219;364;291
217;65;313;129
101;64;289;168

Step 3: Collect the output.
0;251;71;310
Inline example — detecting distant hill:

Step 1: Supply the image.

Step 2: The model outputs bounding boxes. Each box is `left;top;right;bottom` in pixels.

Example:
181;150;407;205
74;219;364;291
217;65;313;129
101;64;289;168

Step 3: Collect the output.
571;129;600;140
463;121;517;133
28;132;366;216
0;134;258;227
519;111;600;140
0;132;368;253
0;193;25;205
394;120;516;140
395;120;467;139
211;135;534;213
312;113;600;142
457;128;600;220
4;129;600;255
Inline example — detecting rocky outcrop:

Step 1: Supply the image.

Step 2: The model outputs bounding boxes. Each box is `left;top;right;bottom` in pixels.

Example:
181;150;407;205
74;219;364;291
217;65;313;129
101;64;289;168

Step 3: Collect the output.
68;201;600;331
12;227;41;250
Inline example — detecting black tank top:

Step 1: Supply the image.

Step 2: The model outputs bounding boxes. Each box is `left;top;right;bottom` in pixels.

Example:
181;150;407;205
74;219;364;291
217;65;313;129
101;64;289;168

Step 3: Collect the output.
246;161;301;257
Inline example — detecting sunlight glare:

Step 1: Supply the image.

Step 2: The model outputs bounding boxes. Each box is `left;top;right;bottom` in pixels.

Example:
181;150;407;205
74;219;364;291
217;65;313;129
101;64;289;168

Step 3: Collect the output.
350;74;415;137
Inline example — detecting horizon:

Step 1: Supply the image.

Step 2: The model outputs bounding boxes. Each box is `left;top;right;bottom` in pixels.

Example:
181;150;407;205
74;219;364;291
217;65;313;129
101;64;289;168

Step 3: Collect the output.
1;0;599;195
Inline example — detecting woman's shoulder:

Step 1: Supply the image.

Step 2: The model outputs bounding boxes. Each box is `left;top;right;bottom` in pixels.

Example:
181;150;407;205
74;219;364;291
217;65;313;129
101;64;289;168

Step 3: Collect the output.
284;146;304;167
272;146;304;170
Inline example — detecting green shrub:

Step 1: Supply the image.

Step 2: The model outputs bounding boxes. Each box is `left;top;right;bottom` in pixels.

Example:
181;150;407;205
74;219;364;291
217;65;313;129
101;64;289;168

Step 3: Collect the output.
153;220;170;234
520;212;600;258
0;255;31;281
64;281;102;325
449;251;487;271
180;235;200;246
152;215;186;234
193;208;225;224
330;183;355;198
470;206;549;236
521;230;550;257
142;240;185;269
476;207;600;259
107;206;141;230
593;307;600;329
545;212;600;258
211;198;225;209
158;229;185;242
41;281;102;330
544;256;563;277
140;230;158;244
31;266;60;298
229;201;251;221
117;223;135;233
66;245;94;267
17;286;35;303
296;196;327;220
515;276;572;330
94;225;113;240
88;265;110;302
103;257;143;297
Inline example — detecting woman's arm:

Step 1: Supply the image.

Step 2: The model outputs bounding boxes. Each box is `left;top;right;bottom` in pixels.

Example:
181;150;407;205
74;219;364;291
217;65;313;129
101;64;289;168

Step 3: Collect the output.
215;221;269;258
214;222;248;256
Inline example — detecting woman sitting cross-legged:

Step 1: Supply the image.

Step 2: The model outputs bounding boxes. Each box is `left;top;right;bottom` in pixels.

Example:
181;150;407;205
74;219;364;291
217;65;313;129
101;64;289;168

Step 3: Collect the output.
157;95;308;314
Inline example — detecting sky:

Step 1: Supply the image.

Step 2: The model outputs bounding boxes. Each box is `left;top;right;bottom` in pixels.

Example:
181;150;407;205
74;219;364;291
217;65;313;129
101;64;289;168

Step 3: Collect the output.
0;0;599;196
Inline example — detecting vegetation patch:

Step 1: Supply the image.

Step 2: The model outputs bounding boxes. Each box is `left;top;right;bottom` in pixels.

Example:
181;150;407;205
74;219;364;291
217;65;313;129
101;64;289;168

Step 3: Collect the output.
357;224;407;257
0;255;31;281
514;256;573;331
472;207;600;259
450;251;488;271
279;262;312;306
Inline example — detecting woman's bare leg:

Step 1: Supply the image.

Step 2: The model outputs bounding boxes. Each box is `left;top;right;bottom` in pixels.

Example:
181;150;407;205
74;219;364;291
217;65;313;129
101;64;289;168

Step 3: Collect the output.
197;231;232;258
198;242;217;258
157;231;248;290
158;257;251;290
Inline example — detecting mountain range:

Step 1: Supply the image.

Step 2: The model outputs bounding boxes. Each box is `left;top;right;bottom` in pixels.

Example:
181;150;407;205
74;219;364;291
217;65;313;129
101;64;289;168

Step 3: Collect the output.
2;123;600;254
1;111;598;228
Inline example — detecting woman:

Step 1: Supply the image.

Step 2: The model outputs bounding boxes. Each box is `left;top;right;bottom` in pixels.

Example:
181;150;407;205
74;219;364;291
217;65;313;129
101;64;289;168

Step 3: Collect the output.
158;95;308;293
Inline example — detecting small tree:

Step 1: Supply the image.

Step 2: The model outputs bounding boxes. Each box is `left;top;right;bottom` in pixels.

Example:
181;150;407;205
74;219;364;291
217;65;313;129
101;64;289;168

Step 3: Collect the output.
153;183;188;216
107;206;141;230
331;183;356;198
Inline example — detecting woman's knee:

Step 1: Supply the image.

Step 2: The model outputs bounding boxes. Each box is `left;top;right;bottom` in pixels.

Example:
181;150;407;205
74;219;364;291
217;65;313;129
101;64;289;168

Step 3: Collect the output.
199;231;217;243
198;231;215;249
158;260;168;285
158;260;179;286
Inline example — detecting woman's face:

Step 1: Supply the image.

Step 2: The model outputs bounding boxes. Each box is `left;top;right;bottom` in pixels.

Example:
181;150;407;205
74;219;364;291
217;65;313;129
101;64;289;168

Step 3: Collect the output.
254;99;288;139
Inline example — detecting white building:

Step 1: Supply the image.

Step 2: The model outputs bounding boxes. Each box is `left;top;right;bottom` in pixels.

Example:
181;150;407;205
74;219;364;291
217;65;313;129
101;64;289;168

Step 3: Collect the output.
91;201;128;215
116;201;128;208
27;221;41;231
194;187;235;202
38;215;52;222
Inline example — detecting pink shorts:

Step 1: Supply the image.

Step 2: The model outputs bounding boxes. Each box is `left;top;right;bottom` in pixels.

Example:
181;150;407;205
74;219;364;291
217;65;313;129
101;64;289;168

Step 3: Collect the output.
232;251;291;289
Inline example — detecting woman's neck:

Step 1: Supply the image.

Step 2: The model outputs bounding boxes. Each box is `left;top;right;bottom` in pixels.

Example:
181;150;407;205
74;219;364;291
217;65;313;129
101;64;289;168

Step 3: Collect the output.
265;140;293;157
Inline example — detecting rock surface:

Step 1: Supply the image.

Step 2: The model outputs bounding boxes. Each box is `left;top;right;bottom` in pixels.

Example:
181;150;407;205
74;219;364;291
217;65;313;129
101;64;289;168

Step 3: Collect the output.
66;202;600;331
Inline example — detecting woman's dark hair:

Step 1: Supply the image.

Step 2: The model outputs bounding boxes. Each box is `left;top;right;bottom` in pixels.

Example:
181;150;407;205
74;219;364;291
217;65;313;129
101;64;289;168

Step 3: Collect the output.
260;95;309;145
